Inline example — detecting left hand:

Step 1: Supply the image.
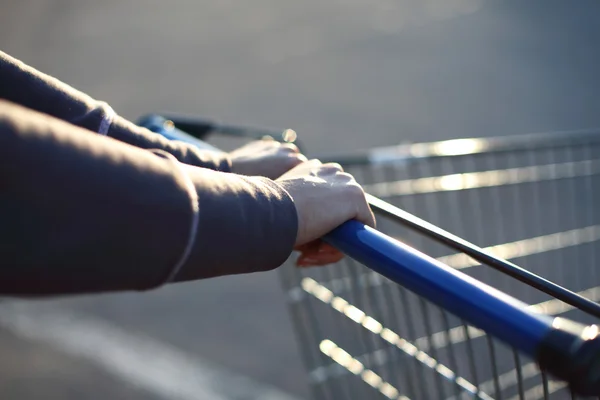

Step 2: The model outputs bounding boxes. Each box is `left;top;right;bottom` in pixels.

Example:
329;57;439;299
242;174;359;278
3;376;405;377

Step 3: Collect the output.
229;140;307;179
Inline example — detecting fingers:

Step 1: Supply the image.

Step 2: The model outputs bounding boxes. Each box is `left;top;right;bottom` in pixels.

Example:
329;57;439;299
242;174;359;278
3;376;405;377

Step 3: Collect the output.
349;183;377;228
287;160;342;177
296;241;344;267
284;146;306;161
253;139;299;154
336;171;354;182
272;142;307;170
320;162;344;174
294;153;309;163
280;142;300;153
304;158;322;166
277;156;375;247
358;200;377;228
261;140;300;155
282;153;307;173
297;158;323;171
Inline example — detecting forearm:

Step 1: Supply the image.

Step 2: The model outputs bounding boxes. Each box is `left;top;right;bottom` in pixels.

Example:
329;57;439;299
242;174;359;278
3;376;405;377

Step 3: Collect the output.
0;50;231;170
0;101;297;296
177;167;298;281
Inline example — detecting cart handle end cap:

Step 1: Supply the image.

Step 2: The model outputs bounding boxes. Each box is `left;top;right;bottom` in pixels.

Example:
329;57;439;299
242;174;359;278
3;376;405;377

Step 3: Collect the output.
538;318;600;396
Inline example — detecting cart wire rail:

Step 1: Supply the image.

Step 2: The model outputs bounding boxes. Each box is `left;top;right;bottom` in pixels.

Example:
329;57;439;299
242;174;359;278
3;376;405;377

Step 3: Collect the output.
141;114;600;400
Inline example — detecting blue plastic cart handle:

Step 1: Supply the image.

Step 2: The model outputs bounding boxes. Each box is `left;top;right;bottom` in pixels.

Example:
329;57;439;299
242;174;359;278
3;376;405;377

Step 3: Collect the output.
138;115;221;151
325;223;600;396
325;221;551;356
139;114;600;395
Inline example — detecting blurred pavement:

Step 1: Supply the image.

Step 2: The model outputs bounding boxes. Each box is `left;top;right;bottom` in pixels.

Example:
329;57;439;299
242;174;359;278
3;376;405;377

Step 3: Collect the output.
2;0;600;399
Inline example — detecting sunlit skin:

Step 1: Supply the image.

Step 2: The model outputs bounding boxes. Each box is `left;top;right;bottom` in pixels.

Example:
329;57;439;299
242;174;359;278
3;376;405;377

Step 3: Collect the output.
229;139;307;179
227;138;600;268
228;140;375;267
295;241;345;267
276;160;376;267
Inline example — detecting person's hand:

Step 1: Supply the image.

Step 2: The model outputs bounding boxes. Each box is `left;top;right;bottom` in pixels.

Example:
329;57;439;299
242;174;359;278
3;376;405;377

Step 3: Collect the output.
275;160;375;267
229;140;307;179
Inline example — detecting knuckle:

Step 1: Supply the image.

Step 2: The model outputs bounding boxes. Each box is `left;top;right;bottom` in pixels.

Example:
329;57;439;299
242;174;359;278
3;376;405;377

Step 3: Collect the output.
345;181;365;196
323;162;344;172
337;172;356;183
300;159;322;176
296;153;309;163
286;155;304;166
257;139;276;149
282;143;300;152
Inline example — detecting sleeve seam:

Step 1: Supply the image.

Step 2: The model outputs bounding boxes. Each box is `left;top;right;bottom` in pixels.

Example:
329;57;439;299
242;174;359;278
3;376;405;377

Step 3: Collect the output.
148;150;200;286
97;103;115;136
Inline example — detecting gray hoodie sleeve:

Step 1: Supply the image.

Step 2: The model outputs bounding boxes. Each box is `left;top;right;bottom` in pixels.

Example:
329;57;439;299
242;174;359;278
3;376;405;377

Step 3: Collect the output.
0;100;298;296
0;50;231;171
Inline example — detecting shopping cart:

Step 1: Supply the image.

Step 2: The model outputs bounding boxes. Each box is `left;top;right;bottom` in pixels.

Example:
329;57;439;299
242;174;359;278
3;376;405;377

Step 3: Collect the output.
140;115;600;400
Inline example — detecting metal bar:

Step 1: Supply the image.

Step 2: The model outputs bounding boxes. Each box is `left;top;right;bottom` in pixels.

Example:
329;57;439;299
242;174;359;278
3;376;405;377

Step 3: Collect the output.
367;194;600;319
310;284;600;381
140;113;600;165
418;298;447;399
397;287;430;399
139;113;600;319
361;159;600;198
486;337;503;400
462;320;481;397
301;277;490;399
541;370;550;400
512;350;525;400
319;129;600;166
441;311;463;399
323;221;600;396
141;114;600;397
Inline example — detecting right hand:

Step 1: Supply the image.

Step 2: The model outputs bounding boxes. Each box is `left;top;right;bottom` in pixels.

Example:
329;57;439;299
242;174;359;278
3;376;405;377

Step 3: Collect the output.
275;160;375;267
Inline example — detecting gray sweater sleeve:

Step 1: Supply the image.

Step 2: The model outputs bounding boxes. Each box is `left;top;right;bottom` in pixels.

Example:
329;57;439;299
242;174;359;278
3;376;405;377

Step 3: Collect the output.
0;100;298;295
0;50;231;171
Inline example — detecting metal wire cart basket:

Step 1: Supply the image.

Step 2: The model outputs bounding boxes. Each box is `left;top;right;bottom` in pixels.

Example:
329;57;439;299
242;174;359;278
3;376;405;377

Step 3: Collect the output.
141;115;600;400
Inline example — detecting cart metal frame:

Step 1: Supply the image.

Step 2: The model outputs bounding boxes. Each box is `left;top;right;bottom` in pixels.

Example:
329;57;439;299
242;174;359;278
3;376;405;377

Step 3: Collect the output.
141;115;600;400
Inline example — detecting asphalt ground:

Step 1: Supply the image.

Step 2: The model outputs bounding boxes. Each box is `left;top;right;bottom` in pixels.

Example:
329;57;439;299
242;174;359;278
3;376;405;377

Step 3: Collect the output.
2;1;600;399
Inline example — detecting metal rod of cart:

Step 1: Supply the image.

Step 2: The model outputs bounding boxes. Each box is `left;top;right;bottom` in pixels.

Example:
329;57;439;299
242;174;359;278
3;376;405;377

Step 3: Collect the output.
141;114;600;400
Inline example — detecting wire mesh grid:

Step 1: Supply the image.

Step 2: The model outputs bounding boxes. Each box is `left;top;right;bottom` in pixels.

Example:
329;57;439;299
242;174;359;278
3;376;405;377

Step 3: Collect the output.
279;133;600;400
